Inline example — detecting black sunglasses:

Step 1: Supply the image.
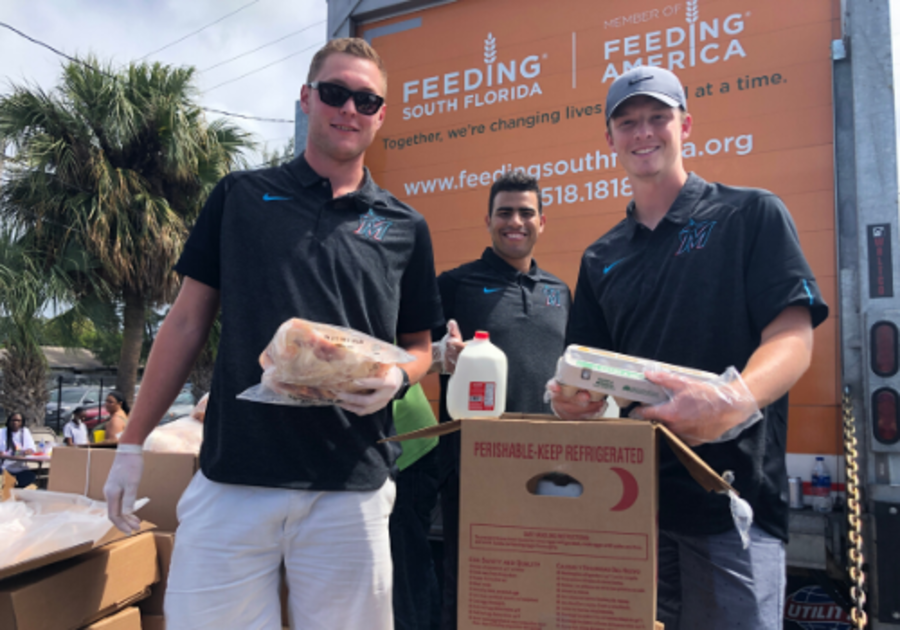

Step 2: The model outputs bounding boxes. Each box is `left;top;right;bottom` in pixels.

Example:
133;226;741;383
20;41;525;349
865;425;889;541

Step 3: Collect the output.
308;81;385;116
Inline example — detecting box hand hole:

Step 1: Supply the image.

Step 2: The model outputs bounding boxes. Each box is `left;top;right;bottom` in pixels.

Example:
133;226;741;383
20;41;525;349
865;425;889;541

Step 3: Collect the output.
527;472;583;498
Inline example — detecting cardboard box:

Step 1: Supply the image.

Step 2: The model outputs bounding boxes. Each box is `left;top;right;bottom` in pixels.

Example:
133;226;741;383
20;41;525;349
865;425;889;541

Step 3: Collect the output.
49;447;198;532
0;505;154;583
83;606;142;629
139;533;175;616
386;415;728;630
556;346;718;404
0;532;158;630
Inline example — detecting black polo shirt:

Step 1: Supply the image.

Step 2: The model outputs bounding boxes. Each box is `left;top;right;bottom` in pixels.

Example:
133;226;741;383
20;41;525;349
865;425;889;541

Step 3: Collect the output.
567;173;828;542
175;153;444;491
436;248;571;470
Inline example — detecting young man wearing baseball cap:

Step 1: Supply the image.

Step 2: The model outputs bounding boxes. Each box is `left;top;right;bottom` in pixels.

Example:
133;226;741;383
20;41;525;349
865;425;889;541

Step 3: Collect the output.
549;66;829;628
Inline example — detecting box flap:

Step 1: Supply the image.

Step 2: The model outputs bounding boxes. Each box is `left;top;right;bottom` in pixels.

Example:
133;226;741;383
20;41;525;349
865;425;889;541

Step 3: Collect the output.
656;424;735;494
382;413;605;443
0;504;154;583
83;605;142;630
381;419;462;442
0;541;94;583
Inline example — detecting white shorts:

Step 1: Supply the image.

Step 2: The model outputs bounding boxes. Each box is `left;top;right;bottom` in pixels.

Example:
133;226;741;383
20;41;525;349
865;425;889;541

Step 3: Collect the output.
165;471;396;630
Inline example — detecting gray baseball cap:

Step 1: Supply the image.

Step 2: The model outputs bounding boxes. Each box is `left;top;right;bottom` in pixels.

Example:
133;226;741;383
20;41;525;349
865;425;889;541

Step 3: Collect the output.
605;66;687;122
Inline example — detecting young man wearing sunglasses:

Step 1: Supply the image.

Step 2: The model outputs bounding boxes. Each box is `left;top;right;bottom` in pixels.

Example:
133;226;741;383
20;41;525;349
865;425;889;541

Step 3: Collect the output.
103;38;444;630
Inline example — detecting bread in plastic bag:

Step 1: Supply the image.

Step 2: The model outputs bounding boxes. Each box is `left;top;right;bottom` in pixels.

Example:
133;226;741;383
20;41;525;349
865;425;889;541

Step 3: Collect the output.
0;489;148;569
237;318;414;407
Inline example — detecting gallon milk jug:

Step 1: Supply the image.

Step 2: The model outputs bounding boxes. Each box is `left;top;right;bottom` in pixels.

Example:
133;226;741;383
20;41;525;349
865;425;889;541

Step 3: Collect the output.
447;331;508;419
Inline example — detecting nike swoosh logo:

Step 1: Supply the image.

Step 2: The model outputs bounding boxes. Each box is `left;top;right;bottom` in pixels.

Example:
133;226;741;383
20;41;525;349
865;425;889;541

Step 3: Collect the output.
629;75;653;85
263;193;292;201
604;259;624;274
483;287;503;294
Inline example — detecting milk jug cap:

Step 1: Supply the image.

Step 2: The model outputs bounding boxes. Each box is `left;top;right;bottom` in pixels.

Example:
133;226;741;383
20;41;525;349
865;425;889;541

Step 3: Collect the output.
474;331;490;340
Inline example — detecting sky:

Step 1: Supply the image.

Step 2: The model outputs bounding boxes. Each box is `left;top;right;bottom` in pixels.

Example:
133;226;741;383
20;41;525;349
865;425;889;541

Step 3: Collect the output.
0;0;330;164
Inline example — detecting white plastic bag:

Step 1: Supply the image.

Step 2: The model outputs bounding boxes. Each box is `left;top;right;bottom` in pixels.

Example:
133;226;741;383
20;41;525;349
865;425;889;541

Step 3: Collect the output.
238;318;414;407
0;490;148;569
144;417;204;454
191;393;209;422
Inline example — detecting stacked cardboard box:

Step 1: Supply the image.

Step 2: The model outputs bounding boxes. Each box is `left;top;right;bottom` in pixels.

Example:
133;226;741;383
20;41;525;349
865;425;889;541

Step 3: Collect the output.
45;446;292;630
54;446;197;630
49;447;199;532
83;606;143;629
0;527;158;629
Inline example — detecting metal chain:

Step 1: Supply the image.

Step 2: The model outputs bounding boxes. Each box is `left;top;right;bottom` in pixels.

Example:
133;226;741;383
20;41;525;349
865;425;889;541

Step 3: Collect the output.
843;387;868;629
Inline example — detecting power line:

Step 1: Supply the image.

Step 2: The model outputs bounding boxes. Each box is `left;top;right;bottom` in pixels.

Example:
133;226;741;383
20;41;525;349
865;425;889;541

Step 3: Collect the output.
200;20;325;73
0;21;294;124
206;40;323;92
0;22;117;79
139;0;262;61
202;108;293;123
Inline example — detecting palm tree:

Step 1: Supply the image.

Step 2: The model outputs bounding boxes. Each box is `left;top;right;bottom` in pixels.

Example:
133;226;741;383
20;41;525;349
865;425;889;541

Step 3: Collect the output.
0;58;253;405
0;232;90;426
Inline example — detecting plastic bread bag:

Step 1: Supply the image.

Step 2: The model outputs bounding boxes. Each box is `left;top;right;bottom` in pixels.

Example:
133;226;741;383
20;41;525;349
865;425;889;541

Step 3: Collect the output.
237;318;415;407
629;366;763;445
0;489;148;569
144;417;204;454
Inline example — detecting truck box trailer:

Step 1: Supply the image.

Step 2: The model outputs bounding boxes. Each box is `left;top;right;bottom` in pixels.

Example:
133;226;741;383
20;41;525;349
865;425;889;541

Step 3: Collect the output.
312;0;900;626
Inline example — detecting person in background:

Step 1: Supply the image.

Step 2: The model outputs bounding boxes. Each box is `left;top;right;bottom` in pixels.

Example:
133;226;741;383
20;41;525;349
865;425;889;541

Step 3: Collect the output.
63;407;90;446
0;412;37;487
104;391;130;442
432;170;571;630
550;66;828;629
391;383;441;630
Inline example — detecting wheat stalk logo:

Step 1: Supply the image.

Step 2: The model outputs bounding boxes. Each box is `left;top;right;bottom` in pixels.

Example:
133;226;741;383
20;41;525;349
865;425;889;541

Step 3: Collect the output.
686;0;698;66
685;0;698;24
484;33;497;65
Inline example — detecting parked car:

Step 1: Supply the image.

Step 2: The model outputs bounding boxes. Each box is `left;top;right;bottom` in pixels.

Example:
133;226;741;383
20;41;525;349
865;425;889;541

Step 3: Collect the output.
45;387;102;430
161;390;196;425
81;405;110;432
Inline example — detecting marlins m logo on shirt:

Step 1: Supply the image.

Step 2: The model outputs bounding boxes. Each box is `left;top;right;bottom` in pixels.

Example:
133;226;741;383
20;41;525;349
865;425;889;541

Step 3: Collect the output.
675;219;717;256
354;209;393;241
542;286;562;307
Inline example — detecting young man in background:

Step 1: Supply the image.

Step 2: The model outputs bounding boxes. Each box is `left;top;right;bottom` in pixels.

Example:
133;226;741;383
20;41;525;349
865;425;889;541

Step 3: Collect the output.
434;171;570;629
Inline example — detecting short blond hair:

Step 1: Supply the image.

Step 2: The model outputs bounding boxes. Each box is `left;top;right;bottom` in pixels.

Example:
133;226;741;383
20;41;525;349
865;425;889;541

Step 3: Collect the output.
307;38;387;94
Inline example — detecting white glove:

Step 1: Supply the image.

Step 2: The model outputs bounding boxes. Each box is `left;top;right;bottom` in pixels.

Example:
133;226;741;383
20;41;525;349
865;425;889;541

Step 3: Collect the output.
103;444;144;534
629;367;762;445
545;379;608;420
431;319;465;374
337;365;405;416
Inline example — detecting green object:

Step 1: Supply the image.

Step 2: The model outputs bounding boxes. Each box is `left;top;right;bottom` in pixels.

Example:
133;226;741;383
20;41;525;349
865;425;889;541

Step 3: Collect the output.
393;382;438;471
